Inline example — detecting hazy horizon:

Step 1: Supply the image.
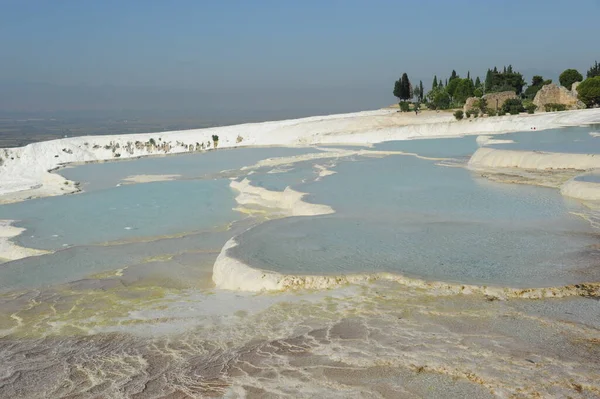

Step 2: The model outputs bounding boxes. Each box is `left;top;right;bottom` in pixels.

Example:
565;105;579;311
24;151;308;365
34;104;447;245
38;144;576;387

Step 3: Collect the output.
1;0;598;118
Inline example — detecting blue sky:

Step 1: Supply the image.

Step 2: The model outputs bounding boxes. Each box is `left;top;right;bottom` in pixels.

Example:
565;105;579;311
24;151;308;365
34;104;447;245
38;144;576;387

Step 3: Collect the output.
1;0;598;112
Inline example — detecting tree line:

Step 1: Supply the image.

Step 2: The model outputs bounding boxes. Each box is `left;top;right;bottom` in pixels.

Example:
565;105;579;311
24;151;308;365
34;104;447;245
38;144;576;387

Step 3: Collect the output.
393;59;600;112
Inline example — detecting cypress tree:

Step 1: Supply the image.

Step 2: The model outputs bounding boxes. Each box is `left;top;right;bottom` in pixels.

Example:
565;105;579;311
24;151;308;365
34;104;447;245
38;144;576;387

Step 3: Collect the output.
475;76;481;87
393;78;402;100
400;73;412;101
450;70;458;81
467;71;470;80
432;76;438;90
587;61;600;78
485;69;493;92
419;80;424;101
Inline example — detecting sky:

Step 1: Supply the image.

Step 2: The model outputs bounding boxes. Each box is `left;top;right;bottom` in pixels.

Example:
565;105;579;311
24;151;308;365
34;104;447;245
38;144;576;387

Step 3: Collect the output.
1;0;599;115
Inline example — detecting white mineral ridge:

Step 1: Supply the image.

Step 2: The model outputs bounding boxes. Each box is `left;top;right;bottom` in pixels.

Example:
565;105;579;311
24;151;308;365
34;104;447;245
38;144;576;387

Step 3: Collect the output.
230;178;334;217
213;238;600;299
468;147;600;171
2;108;600;203
0;220;49;261
561;178;600;201
475;135;515;146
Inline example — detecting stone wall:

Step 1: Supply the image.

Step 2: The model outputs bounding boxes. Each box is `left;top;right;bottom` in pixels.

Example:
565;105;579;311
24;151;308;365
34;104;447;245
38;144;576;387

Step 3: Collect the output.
533;83;585;111
464;91;517;113
484;91;518;111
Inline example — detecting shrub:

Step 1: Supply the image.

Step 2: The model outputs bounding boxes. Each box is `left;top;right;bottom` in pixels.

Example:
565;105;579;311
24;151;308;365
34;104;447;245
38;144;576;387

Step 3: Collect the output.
498;109;507;116
486;108;497;116
502;98;525;115
525;103;537;114
472;109;480;118
474;98;488;113
453;110;464;120
399;101;410;112
523;100;537;114
577;76;600;108
465;110;472;118
544;103;567;112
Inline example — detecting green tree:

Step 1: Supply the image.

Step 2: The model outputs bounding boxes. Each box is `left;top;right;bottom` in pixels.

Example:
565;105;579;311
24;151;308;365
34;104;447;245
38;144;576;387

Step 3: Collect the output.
484;69;493;92
524;75;552;99
400;73;412;101
427;87;450;110
531;75;545;86
502;98;525;115
577;76;600;107
446;76;461;99
413;85;421;102
419;80;424;102
453;78;475;105
474;98;488;113
485;66;526;94
559;69;583;89
393;78;402;100
432;76;438;90
475;76;481;87
450;70;458;81
587;61;600;78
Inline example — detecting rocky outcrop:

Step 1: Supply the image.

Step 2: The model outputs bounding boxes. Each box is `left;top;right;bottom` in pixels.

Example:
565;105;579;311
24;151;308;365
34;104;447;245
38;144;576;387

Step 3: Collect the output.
533;83;585;111
463;97;478;113
464;91;518;113
571;82;581;97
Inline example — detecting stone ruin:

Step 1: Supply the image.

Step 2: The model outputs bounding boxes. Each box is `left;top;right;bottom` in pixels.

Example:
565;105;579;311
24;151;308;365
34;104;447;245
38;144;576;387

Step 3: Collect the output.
533;83;585;111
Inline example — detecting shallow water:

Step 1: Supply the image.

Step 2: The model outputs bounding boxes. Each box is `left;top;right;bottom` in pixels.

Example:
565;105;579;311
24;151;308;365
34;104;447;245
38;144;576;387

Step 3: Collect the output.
489;126;600;153
244;159;338;192
374;136;478;158
0;147;319;252
0;179;237;251
231;155;599;287
576;173;600;183
58;146;318;191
